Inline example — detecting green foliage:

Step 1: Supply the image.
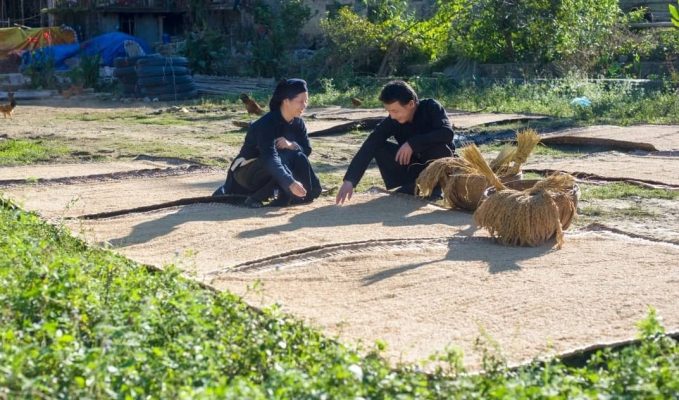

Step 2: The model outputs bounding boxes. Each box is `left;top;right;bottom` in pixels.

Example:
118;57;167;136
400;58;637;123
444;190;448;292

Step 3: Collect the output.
80;54;101;89
581;183;679;201
66;54;101;89
181;30;229;75
446;0;622;68
670;1;679;28
1;198;679;398
319;1;455;77
251;0;311;77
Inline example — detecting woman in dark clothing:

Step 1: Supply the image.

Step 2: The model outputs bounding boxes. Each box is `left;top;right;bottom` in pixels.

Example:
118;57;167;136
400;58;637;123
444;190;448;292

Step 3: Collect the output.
213;79;322;207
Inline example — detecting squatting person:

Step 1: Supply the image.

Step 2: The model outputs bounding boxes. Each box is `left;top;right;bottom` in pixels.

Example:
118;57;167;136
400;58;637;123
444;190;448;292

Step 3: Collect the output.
213;78;321;207
336;80;455;205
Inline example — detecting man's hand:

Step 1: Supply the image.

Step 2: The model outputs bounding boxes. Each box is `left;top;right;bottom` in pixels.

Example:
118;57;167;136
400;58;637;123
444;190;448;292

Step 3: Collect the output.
335;181;354;205
289;181;307;198
276;137;298;150
395;142;413;165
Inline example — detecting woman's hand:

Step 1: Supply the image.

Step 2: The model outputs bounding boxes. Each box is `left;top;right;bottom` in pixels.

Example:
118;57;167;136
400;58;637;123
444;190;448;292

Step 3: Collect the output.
335;181;354;205
276;137;299;150
289;181;307;198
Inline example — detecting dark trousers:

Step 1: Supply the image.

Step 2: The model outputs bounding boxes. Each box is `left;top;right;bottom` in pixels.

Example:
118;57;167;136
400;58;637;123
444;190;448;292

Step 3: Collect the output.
213;150;321;203
277;149;322;203
375;142;454;193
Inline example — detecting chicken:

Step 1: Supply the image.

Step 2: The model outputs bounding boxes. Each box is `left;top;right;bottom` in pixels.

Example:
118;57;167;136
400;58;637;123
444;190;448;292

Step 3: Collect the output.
0;92;16;119
351;97;363;107
61;84;84;99
239;93;264;116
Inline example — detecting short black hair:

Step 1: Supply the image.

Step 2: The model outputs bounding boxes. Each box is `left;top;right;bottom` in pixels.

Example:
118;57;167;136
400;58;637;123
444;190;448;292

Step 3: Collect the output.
378;80;418;105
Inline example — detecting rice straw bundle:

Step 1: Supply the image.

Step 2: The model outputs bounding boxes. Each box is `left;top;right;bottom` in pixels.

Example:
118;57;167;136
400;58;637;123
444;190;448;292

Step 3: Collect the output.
442;174;495;209
416;130;541;209
435;144;514;210
489;144;517;176
416;146;516;201
415;157;469;198
506;129;541;176
462;145;578;249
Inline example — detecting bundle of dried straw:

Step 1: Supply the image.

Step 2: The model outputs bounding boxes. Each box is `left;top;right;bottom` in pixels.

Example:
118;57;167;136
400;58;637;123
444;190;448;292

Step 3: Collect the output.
461;144;578;249
416;129;541;210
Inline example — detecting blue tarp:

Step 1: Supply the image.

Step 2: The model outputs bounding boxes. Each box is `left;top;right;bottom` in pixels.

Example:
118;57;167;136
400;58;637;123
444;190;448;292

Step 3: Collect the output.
21;32;151;70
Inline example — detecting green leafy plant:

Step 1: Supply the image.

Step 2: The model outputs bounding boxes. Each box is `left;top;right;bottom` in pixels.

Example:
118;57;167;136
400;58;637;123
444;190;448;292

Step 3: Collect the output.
670;1;679;28
1;197;678;398
445;0;621;69
181;29;229;75
320;1;455;77
251;0;311;77
66;54;100;88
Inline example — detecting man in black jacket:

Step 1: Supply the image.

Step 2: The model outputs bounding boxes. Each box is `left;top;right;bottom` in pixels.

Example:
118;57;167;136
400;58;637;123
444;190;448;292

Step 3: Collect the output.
336;80;454;204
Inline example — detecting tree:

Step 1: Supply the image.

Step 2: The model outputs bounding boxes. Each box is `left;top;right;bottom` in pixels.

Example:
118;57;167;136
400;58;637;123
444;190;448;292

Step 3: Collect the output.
320;0;456;77
446;0;622;68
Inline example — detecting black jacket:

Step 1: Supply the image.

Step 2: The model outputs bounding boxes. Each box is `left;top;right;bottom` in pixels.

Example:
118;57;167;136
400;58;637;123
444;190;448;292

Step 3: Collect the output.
343;98;454;186
236;109;312;188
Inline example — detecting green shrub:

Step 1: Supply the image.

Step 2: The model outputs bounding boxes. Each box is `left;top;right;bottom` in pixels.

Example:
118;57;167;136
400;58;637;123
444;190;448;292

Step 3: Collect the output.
65;54;101;89
320;1;454;77
251;0;311;77
446;0;622;69
181;30;229;75
1;200;677;398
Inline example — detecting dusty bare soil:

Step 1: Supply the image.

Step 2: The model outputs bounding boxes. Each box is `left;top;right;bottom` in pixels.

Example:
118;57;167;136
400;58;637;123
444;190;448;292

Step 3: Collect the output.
2;96;678;369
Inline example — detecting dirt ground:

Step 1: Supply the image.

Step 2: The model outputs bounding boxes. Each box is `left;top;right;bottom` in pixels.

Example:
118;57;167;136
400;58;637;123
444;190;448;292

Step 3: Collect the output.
2;95;678;369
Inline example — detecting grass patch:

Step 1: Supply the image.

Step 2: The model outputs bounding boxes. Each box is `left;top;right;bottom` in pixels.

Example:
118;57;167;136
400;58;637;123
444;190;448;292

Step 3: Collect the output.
315;170;377;195
310;76;679;125
61;111;195;126
479;142;586;158
580;204;659;219
58;108;244;127
0;139;70;166
581;183;679;201
1;199;678;397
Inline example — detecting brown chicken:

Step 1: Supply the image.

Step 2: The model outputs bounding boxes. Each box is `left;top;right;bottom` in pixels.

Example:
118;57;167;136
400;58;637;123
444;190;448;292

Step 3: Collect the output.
239;93;264;116
0;92;16;119
351;97;363;107
61;84;84;99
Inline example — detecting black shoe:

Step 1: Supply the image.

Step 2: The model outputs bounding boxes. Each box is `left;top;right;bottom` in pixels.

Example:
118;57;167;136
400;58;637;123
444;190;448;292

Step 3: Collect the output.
395;183;415;195
268;194;290;207
244;196;263;208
